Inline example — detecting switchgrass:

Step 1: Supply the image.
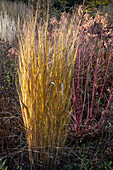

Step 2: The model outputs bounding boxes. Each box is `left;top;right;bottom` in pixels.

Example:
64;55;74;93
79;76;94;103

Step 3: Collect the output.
17;6;82;168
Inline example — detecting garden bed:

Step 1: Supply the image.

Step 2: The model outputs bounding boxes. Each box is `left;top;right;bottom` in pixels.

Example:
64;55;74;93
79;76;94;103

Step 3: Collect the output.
0;32;113;170
0;5;113;170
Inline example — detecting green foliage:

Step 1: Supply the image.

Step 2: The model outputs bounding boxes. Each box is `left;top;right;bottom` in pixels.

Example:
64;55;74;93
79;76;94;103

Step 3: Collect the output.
17;165;22;170
0;158;23;170
85;0;113;13
60;165;69;170
86;0;113;6
104;161;112;170
0;58;17;90
0;159;8;170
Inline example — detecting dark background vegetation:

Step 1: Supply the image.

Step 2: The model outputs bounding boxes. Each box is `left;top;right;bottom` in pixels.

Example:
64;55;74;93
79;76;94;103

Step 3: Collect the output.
6;0;113;6
5;0;113;16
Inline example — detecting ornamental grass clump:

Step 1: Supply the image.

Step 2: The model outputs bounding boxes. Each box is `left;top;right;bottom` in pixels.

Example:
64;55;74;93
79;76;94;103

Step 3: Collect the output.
0;0;31;44
71;11;113;139
17;6;83;168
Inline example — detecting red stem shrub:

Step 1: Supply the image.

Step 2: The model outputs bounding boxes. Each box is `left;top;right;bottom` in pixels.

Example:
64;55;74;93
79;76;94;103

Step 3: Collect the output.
70;11;113;138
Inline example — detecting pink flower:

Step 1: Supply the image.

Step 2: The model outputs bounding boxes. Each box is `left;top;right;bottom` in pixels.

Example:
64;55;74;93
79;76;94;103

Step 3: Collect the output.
7;48;18;58
50;17;57;26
